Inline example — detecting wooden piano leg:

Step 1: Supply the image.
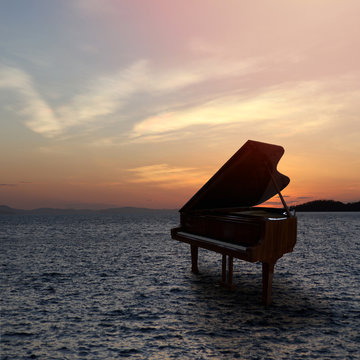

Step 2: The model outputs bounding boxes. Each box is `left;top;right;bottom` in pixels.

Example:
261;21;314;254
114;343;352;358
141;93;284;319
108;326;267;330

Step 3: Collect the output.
262;262;274;306
191;245;199;274
220;255;235;290
228;256;233;286
221;254;227;283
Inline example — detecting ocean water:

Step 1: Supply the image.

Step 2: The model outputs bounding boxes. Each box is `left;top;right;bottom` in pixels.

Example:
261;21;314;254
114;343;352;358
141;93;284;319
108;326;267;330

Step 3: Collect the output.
1;211;359;359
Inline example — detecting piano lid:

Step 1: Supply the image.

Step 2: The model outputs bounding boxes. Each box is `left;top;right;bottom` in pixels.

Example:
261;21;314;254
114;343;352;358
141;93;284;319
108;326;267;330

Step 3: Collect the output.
180;140;290;212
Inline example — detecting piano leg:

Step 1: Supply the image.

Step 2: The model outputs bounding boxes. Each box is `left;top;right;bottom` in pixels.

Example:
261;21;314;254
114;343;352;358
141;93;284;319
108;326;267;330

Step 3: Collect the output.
262;262;274;306
228;256;233;285
222;255;227;283
191;245;199;274
220;255;235;290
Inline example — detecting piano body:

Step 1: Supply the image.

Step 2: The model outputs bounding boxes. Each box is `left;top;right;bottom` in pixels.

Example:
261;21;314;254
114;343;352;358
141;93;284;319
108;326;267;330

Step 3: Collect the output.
171;140;297;305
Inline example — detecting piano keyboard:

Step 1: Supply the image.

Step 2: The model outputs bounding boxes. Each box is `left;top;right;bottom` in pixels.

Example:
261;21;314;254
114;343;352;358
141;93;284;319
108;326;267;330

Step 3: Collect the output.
177;231;247;252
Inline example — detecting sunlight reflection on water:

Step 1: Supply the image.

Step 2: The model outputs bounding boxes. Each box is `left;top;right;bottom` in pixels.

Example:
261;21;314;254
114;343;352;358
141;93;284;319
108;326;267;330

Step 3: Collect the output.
1;212;359;359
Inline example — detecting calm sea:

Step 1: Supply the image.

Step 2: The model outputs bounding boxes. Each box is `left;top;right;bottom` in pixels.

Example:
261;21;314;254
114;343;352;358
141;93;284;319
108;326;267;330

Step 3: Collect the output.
1;212;359;359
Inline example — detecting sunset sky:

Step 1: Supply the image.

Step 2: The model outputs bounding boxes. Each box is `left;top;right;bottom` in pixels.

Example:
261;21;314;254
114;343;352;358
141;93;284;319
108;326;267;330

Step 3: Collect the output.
1;0;359;209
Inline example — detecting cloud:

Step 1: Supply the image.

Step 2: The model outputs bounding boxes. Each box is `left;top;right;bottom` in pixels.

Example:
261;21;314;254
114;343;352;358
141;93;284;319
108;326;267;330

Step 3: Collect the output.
0;57;259;139
0;182;32;187
0;61;150;138
56;60;149;127
0;65;61;136
126;164;210;188
131;79;360;141
3;58;357;143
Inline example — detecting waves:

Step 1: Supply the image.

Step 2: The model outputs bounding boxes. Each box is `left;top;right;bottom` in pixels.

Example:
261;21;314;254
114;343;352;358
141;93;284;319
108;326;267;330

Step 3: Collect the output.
1;212;359;359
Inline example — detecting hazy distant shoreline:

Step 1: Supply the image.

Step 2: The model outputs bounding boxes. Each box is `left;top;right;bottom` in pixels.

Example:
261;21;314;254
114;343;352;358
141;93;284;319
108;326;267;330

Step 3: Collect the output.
0;205;177;215
1;200;359;215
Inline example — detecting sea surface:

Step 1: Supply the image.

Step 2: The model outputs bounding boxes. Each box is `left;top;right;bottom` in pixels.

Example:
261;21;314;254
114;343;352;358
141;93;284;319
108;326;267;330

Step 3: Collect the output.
1;211;359;359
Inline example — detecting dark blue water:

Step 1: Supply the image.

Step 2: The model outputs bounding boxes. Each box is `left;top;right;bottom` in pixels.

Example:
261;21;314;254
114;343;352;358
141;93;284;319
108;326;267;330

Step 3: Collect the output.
1;212;359;359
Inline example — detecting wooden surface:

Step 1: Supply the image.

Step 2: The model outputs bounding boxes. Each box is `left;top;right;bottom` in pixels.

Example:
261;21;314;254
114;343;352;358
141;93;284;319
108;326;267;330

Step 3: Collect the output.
171;212;297;306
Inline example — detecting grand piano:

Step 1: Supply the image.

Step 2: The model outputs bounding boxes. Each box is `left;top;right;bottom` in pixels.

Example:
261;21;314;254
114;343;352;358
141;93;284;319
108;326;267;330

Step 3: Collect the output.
171;140;297;305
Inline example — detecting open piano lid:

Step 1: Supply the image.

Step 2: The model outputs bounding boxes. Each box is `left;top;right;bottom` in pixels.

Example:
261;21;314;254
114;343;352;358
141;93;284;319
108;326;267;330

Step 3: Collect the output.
181;140;290;212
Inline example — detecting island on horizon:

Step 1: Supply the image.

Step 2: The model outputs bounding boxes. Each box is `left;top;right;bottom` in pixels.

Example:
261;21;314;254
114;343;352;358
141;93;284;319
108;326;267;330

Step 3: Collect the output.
291;199;360;212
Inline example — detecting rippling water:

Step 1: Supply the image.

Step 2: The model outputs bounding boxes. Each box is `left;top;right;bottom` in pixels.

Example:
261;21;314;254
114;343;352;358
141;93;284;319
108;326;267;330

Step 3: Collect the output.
1;212;359;359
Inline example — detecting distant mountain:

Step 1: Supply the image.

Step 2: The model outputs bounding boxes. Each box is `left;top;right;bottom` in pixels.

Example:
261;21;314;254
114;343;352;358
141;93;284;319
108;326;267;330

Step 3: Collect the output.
0;205;16;215
293;200;360;212
0;205;177;215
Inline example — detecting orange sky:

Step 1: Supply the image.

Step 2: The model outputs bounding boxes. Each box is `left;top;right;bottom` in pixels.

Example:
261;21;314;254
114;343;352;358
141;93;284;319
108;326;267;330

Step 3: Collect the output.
1;0;359;209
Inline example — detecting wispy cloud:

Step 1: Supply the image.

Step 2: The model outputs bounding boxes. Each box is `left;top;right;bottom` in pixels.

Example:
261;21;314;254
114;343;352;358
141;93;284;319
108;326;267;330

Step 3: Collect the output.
0;57;259;139
3;59;358;144
126;164;210;188
0;182;32;187
0;61;150;138
56;60;149;128
131;79;360;141
0;65;61;136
